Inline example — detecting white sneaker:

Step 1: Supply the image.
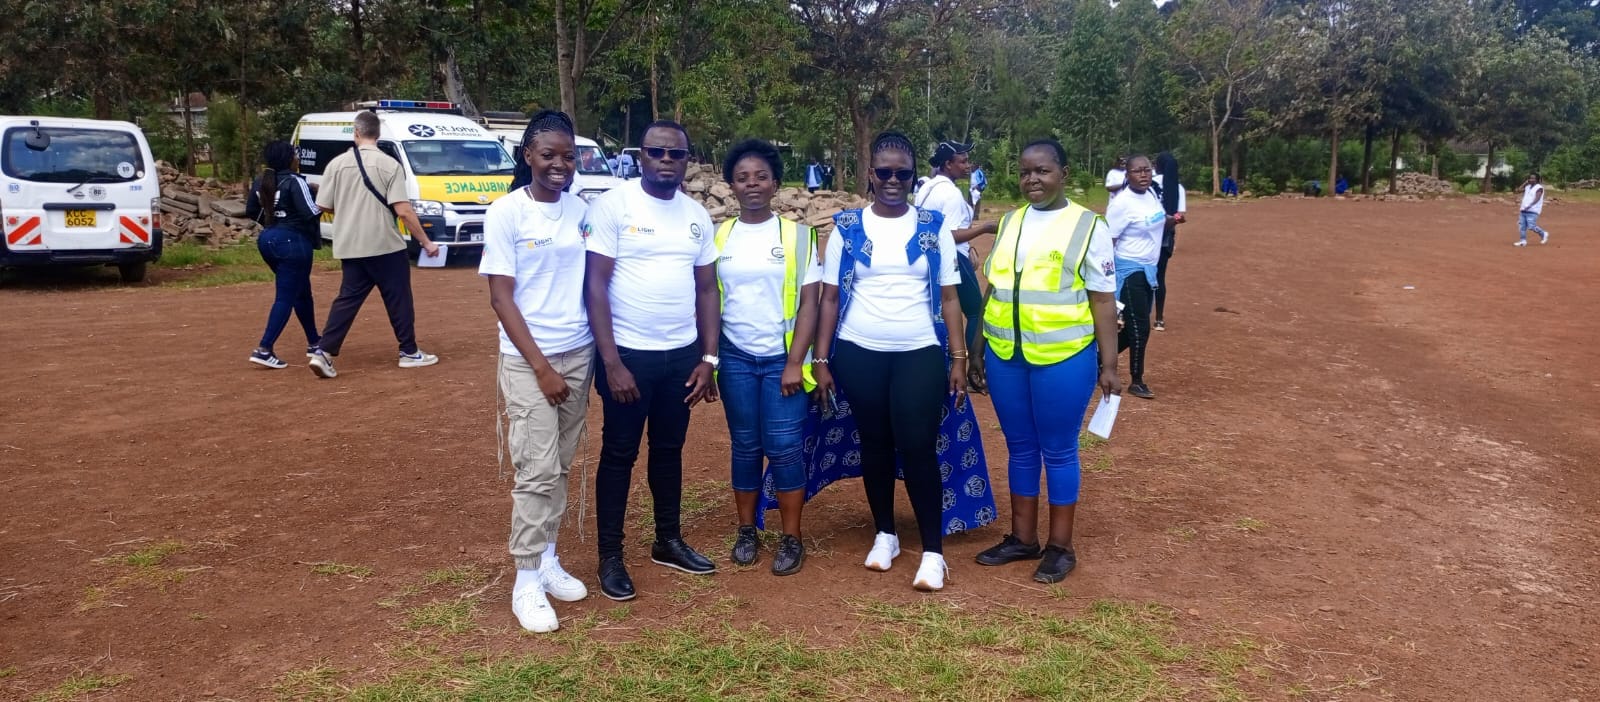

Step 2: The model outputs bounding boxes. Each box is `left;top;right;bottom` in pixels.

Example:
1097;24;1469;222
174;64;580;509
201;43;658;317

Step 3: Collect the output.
863;532;900;571
1514;240;1528;247
1540;231;1549;244
511;585;559;633
912;552;949;592
308;349;337;378
398;350;439;368
539;556;588;602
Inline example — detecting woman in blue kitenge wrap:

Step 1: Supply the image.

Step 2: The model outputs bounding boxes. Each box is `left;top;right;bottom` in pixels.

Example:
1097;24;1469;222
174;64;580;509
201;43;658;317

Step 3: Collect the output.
758;130;993;592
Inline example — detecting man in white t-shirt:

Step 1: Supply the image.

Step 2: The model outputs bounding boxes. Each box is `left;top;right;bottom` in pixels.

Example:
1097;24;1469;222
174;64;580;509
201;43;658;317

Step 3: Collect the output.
1515;172;1550;246
914;140;998;352
1105;156;1128;195
583;120;720;601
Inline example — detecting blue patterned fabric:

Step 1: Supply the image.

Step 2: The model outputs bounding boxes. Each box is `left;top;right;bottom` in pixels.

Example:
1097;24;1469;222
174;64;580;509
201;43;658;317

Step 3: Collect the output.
755;207;997;535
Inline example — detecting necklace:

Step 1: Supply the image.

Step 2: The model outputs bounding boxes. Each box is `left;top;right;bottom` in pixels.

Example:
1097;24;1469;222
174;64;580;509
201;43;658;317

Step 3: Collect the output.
524;187;562;222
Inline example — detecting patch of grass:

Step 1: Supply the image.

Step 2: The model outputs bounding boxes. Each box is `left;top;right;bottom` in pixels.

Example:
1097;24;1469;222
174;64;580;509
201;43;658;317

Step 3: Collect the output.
1233;517;1270;533
271;661;343;701
404;598;479;635
422;565;486;588
1166;525;1199;541
1085;453;1114;474
188;612;209;621
158;242;262;269
1047;584;1072;600
166;268;275;288
310;563;373;579
633;479;727;544
0;666;16;679
605;604;632;621
75;586;109;612
664;573;720;606
119;540;185;568
1078;432;1109;451
30;672;129;702
282;598;1258;701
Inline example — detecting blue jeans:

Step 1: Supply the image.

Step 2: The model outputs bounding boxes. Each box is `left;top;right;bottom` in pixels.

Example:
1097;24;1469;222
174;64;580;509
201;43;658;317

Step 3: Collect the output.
985;342;1098;505
1518;212;1547;241
716;339;808;493
257;226;318;350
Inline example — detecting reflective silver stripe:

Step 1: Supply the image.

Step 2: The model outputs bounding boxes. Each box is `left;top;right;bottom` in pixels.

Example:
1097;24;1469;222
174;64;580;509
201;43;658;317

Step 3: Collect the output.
1017;324;1096;345
991;287;1088;305
984;321;1016;342
1056;210;1097;293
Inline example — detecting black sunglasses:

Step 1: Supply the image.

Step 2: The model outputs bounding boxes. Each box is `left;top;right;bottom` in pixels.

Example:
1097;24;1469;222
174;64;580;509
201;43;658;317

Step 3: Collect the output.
873;168;916;183
643;146;689;160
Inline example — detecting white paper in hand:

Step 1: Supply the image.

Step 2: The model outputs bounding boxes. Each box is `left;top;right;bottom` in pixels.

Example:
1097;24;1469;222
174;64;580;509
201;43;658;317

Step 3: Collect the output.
417;244;448;268
1086;393;1121;439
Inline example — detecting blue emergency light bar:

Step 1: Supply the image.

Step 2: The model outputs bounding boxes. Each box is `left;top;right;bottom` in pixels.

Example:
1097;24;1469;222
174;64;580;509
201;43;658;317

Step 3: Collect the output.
377;99;455;110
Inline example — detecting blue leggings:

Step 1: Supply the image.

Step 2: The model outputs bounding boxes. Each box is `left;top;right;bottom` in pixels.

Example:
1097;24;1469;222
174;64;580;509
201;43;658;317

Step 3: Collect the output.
985;343;1098;505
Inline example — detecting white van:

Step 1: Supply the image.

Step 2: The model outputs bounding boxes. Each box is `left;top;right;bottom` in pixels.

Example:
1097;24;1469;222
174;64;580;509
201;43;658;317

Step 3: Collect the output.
291;100;516;253
0;116;162;282
482;113;624;201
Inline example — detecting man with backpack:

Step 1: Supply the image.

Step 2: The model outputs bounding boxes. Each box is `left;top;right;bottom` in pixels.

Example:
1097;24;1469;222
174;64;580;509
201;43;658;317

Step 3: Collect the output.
309;110;442;378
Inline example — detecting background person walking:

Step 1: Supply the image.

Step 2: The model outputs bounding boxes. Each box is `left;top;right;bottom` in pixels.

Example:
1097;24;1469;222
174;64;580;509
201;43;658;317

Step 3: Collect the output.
244;141;321;369
1151;151;1186;332
1515;172;1551;246
309;111;441;378
1107;155;1168;401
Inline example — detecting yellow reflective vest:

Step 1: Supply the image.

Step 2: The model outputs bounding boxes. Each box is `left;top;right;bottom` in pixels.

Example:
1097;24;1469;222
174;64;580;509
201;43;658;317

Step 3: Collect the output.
713;216;817;390
982;203;1100;365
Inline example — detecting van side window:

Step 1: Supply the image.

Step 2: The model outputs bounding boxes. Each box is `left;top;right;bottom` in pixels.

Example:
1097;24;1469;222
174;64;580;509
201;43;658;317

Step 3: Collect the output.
377;141;403;163
294;139;351;177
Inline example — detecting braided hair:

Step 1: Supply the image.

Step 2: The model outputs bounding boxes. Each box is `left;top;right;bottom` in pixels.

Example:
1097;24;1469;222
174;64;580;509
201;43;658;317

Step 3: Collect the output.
871;131;915;161
255;141;298;226
508;109;576;193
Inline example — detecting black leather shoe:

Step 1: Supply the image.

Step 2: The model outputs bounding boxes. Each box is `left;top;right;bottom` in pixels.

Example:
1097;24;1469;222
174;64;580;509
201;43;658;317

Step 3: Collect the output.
598;556;636;601
1129;382;1156;400
771;534;805;576
731;525;760;566
1033;544;1078;584
652;538;716;574
975;534;1042;566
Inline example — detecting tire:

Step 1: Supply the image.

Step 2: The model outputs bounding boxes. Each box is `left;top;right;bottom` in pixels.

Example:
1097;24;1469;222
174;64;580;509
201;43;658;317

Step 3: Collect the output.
118;261;147;283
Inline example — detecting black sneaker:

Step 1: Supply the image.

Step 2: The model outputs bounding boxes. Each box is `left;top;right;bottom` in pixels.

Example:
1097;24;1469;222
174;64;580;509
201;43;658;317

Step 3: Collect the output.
248;350;287;369
771;535;805;576
1033;545;1077;583
975;534;1042;566
598;556;635;601
1128;382;1156;400
652;538;716;575
731;525;760;566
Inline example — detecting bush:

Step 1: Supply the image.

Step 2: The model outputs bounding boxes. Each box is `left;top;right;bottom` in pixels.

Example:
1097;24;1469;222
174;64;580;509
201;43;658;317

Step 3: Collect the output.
1245;174;1279;196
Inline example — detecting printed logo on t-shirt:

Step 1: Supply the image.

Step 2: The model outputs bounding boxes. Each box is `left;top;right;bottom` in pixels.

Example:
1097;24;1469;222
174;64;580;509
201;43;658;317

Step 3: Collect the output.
580;222;592;239
626;225;656;236
525;236;554;249
1144;210;1166;225
1102;260;1115;276
689;223;704;241
769;246;785;263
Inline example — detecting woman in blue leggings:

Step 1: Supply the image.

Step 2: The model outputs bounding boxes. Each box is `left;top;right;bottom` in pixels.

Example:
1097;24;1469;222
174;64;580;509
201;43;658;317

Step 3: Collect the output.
245;141;322;368
968;139;1123;583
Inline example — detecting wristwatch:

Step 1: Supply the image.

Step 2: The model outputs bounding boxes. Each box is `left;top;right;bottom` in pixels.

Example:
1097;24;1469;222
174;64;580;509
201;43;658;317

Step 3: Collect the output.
701;354;720;369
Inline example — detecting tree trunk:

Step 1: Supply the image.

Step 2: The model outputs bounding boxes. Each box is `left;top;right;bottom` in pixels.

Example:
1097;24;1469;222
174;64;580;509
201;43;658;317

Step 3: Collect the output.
1327;124;1340;194
623;103;631;146
1209;117;1222;196
649;50;660;121
181;92;196;176
440;47;479;118
1387;128;1401;194
350;0;365;89
1228;133;1243;182
1481;142;1495;194
93;85;111;120
848;93;873;197
241;102;251;182
1360;122;1375;194
555;0;576;120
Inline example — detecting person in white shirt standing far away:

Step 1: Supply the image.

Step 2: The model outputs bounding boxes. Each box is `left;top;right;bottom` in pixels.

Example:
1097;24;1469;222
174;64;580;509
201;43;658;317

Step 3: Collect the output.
1104;155;1128;197
1514;172;1550;247
479;110;594;634
914;140;997;362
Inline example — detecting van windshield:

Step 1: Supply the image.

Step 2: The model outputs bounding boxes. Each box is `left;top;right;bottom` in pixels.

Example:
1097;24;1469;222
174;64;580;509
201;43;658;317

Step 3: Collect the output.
577;145;613;176
2;127;144;183
402;140;516;176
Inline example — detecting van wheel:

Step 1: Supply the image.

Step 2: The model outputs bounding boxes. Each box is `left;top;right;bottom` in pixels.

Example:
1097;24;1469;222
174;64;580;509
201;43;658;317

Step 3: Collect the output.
118;262;147;283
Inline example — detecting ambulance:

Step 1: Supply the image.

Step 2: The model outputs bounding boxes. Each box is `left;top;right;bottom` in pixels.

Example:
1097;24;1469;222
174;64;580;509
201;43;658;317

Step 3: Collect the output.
0;116;163;282
291;100;516;254
480;111;624;202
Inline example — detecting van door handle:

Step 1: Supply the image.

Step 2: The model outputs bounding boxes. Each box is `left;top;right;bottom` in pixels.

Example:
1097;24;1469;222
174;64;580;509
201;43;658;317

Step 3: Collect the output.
43;203;118;211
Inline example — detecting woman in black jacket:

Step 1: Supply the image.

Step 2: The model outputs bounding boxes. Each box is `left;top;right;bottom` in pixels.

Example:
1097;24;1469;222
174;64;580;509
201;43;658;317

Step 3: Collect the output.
245;141;323;368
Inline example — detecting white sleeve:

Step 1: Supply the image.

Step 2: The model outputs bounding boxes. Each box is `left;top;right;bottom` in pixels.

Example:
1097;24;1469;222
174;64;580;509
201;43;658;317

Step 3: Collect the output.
803;233;824;285
693;210;718;266
822;228;844;284
1177;184;1188;214
1104;196;1131;245
582;192;622;258
478;199;517;278
1105;169;1126;189
937;216;960;286
1080;217;1117;293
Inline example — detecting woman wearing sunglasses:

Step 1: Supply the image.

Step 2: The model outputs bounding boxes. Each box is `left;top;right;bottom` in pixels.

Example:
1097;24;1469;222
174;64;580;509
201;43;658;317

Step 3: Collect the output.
810;131;995;592
713;139;822;575
968;139;1122;583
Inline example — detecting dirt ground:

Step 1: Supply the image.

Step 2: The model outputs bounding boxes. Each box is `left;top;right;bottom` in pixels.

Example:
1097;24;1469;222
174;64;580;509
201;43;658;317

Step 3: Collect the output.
1;196;1595;701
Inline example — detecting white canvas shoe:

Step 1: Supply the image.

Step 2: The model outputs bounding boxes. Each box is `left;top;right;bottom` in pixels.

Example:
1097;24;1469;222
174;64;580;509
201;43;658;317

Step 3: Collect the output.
1541;231;1550;244
511;585;559;633
1514;240;1528;247
863;532;900;571
539;556;588;602
912;552;949;592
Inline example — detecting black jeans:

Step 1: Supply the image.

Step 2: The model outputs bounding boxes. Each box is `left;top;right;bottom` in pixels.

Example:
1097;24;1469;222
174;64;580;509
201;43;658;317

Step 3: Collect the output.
593;343;699;559
831;340;947;554
1118;271;1153;384
318;249;417;356
1155;223;1175;321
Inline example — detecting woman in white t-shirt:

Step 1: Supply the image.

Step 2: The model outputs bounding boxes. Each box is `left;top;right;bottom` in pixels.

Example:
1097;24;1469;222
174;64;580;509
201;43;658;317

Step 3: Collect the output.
713;139;823;576
478;111;593;634
968;139;1122;584
812;131;977;592
1106;154;1170;400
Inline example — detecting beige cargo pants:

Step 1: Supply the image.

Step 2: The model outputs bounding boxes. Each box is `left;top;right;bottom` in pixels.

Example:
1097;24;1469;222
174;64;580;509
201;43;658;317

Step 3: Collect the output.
500;346;593;571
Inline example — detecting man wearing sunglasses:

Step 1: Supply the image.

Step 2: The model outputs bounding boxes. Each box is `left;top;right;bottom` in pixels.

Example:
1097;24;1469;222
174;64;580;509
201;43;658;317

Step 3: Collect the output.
583;120;721;601
914;140;997;356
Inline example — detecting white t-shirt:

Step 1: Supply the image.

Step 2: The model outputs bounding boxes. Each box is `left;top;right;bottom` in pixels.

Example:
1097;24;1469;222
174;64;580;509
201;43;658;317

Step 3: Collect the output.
1521;184;1545;214
1152;173;1187;213
1105;187;1168;266
583;181;718;350
824;209;960;352
1105;168;1127;190
478;189;592;356
914;174;975;256
1006;205;1116;294
716;217;824;357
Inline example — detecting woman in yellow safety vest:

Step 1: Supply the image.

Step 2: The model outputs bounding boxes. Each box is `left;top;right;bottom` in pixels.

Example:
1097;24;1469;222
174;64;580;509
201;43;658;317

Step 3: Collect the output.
713;139;822;576
968;138;1123;584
